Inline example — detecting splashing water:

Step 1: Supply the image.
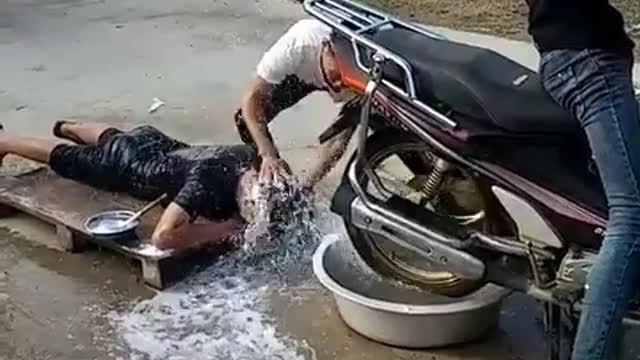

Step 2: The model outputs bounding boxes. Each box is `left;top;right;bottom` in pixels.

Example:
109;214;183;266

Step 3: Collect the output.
102;177;322;360
240;177;317;260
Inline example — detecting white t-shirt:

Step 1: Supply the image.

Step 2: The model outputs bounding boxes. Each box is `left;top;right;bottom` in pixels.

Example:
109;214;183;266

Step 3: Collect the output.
256;19;352;106
257;20;329;87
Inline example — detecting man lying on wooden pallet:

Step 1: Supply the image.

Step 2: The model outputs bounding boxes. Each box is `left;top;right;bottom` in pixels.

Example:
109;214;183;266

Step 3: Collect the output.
0;121;299;251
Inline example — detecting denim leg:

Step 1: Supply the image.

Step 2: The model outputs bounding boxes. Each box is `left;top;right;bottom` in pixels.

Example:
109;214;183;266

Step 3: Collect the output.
540;49;640;360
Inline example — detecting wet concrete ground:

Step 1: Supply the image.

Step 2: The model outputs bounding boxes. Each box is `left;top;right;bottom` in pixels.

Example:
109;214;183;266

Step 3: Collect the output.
1;1;639;359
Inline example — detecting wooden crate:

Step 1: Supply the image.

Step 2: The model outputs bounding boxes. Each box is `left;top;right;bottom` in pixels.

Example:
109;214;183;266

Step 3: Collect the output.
0;167;214;289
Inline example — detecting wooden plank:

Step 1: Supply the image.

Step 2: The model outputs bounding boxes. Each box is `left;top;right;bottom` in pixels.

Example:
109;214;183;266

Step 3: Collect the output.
0;168;174;260
0;167;222;288
55;223;86;252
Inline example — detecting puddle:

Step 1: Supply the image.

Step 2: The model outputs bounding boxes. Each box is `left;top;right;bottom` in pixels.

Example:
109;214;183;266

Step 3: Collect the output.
104;266;317;360
103;178;322;360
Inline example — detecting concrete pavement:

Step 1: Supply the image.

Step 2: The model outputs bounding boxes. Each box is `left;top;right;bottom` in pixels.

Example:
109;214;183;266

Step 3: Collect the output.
1;1;639;359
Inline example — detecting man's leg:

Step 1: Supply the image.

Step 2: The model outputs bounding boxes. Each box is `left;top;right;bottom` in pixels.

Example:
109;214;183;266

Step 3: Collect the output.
54;121;118;145
0;136;63;164
540;49;640;360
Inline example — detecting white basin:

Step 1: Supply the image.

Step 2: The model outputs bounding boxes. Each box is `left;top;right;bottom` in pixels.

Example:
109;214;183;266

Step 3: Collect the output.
313;235;511;348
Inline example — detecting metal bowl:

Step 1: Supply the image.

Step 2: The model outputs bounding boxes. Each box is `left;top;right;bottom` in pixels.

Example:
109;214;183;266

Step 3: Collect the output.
84;210;140;242
313;235;511;348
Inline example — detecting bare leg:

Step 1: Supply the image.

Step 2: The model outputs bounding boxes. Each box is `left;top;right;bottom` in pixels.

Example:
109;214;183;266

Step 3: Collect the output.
0;137;63;164
55;121;117;145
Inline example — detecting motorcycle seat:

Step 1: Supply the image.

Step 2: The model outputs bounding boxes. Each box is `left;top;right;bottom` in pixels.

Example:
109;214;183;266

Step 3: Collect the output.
371;28;580;134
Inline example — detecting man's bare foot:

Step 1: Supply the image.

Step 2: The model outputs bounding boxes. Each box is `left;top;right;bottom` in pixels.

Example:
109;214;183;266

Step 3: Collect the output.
53;120;85;144
0;124;6;166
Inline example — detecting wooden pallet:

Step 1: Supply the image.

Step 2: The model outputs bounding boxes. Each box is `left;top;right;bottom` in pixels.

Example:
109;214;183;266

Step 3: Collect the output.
0;165;218;289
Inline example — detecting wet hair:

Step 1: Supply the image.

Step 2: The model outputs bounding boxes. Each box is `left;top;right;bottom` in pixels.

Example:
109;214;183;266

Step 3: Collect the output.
242;178;316;255
264;180;313;238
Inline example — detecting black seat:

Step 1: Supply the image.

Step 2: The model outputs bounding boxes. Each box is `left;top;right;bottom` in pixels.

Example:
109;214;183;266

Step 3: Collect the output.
370;28;579;134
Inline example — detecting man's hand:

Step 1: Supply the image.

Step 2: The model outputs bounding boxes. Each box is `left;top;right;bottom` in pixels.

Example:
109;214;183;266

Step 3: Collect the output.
260;155;291;182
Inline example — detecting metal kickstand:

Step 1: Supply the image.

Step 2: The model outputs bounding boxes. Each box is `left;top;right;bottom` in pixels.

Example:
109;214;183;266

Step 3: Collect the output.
545;302;562;360
544;302;579;360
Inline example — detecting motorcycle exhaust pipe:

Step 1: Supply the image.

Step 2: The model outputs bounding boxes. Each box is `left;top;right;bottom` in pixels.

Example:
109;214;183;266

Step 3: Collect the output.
331;163;486;281
349;197;486;280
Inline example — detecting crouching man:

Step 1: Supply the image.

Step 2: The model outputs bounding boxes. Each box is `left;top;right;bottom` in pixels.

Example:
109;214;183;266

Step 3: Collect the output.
0;121;269;251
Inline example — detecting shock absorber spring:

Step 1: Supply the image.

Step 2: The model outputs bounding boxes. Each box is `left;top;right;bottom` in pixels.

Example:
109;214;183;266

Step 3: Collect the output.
421;157;451;199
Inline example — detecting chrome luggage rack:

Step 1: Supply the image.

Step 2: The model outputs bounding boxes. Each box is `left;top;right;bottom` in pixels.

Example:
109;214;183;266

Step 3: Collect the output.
303;0;456;128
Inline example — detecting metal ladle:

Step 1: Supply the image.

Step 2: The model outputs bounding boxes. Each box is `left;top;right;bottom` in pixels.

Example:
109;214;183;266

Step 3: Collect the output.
84;193;167;238
118;193;168;229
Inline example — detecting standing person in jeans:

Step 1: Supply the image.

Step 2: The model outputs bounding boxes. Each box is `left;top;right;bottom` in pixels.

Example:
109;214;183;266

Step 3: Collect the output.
525;0;637;359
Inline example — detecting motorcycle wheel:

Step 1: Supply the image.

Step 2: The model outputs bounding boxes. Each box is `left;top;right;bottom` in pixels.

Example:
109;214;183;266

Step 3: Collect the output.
345;130;491;297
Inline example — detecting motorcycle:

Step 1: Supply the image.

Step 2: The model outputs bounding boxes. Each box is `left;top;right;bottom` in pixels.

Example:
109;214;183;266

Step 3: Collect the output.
304;0;640;358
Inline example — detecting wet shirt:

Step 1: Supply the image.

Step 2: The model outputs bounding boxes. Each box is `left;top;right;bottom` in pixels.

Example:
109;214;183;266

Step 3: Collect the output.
49;125;257;221
130;144;257;221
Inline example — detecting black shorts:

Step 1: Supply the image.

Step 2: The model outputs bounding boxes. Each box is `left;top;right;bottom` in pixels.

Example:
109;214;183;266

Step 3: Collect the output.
49;126;187;197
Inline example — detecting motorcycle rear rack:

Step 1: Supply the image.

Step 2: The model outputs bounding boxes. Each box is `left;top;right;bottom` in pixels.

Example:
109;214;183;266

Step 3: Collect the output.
303;0;457;129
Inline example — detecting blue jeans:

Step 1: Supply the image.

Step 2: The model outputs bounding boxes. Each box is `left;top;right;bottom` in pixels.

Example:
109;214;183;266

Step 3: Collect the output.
540;49;640;360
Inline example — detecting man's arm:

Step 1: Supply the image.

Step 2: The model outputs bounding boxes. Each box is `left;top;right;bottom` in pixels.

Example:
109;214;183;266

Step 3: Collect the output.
305;99;361;188
241;75;280;158
305;123;356;188
241;75;292;180
151;203;240;251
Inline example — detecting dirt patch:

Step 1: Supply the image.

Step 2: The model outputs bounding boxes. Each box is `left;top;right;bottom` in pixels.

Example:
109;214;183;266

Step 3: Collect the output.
362;0;640;58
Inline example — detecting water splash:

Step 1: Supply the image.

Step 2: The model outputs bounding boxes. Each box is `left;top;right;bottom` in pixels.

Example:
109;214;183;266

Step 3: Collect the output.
103;177;321;360
240;177;317;260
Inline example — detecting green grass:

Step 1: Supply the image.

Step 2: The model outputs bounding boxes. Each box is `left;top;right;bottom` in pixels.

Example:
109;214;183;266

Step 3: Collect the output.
359;0;639;55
